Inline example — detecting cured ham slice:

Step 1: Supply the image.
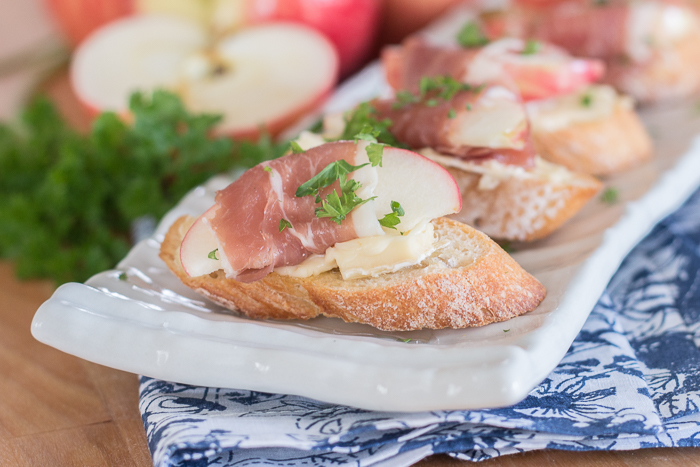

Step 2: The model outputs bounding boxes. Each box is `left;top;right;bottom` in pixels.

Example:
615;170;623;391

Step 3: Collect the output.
481;0;700;101
370;84;536;167
383;37;603;101
209;141;362;282
485;0;700;65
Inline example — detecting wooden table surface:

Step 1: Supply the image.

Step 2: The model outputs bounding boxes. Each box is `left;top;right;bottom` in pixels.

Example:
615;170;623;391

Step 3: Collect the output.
3;262;700;466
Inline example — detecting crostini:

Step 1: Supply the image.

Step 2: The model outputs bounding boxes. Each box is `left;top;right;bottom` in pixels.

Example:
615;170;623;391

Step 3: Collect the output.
381;33;652;176
160;140;546;330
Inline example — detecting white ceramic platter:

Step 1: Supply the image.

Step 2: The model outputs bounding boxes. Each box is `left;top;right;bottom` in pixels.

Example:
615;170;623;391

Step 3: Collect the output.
31;9;700;412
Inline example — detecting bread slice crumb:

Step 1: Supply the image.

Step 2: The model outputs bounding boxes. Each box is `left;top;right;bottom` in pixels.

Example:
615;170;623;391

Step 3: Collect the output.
160;216;546;331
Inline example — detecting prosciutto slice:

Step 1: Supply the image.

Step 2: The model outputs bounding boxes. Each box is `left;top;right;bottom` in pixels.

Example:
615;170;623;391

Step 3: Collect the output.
519;1;630;59
209;142;361;282
370;85;535;168
383;37;604;101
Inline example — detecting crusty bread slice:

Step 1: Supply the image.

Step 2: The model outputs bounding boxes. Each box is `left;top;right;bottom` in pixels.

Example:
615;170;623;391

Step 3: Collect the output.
160;216;546;331
420;150;602;241
605;28;700;104
529;101;652;176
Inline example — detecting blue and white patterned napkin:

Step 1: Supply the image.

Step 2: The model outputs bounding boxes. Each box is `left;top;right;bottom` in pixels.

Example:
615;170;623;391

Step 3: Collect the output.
139;186;700;467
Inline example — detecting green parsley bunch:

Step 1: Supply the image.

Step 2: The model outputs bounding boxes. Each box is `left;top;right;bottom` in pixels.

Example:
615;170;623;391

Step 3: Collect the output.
0;90;286;284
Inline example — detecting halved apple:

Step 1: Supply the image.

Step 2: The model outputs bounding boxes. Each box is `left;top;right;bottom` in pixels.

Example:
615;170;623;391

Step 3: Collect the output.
179;146;462;277
45;0;379;76
70;15;339;138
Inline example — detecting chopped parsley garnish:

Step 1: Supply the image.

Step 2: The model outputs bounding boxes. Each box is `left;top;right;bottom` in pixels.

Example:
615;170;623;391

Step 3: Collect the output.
581;94;593;107
118;272;127;281
600;187;619;204
392;76;475;111
457;21;489;48
263;166;273;174
366;143;384;167
208;249;219;260
340;102;404;148
290;140;305;154
503;329;510;333
314;181;374;225
296;160;368;198
279;218;292;232
400;338;412;343
352;124;387;167
296;158;381;225
378;201;405;230
448;109;457;119
522;39;541;55
393;90;420;110
466;103;472;111
499;241;514;253
420;76;472;101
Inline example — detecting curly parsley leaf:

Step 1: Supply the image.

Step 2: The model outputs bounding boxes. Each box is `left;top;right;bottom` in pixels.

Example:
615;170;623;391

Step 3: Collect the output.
289;140;305;154
0;90;288;284
522;39;541;55
279;218;292;232
366;143;384;167
600;187;619;204
295;160;368;198
315;181;375;225
457;21;489;48
378;201;405;229
340;102;404;148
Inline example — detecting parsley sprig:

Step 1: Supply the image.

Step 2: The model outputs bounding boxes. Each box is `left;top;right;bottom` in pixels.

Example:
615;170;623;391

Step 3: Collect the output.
522;39;541;55
457;21;490;48
340;102;404;148
315;178;374;225
378;201;405;229
0;90;287;284
393;76;479;111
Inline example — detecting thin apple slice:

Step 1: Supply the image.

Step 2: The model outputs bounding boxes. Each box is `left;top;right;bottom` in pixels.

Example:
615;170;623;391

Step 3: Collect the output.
70;16;339;137
373;147;462;231
180;206;221;277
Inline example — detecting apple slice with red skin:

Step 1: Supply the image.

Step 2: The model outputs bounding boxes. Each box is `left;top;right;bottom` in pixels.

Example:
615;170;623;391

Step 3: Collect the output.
179;146;462;277
70;15;339;138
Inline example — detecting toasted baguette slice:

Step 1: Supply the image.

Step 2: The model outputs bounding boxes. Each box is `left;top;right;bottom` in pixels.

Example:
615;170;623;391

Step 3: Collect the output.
527;87;652;176
605;28;700;104
421;150;602;242
160;216;546;331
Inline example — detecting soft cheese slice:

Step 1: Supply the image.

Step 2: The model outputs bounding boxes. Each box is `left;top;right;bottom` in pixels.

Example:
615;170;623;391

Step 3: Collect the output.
276;221;436;279
526;85;629;133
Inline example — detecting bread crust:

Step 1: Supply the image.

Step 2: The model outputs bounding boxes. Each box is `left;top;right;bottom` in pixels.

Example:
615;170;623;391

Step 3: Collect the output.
443;165;601;242
160;216;546;331
605;29;700;104
531;103;652;176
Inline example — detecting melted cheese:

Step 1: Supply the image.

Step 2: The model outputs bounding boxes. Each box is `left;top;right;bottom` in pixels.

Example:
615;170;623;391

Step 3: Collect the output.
526;85;630;133
275;221;436;279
